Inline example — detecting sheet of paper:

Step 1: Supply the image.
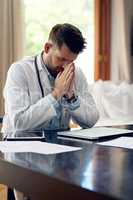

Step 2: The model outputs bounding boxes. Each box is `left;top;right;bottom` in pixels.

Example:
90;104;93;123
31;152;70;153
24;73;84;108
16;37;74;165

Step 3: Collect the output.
95;118;133;127
98;137;133;149
0;141;81;154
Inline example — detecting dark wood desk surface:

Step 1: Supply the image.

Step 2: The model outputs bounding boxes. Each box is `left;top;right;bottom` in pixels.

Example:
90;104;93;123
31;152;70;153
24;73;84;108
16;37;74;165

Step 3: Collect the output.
0;126;133;200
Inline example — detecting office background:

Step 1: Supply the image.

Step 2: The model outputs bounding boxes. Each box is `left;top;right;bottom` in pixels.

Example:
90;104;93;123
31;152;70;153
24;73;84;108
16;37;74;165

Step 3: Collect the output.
0;0;133;199
1;0;133;116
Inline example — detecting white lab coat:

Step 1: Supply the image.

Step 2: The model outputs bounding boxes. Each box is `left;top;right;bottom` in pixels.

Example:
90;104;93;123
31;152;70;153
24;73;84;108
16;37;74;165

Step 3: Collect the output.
2;54;99;135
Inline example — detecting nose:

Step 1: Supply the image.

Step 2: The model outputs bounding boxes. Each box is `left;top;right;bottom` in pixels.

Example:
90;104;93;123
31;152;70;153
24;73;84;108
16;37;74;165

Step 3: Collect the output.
63;61;69;66
63;60;72;66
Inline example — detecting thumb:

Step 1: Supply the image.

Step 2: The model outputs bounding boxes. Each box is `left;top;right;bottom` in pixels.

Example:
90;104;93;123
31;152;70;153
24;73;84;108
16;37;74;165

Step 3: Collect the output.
56;71;62;79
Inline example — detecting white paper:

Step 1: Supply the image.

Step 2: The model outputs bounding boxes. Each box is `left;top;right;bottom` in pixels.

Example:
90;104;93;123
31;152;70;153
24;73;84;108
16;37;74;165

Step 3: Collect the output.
95;118;133;127
0;141;81;154
98;137;133;149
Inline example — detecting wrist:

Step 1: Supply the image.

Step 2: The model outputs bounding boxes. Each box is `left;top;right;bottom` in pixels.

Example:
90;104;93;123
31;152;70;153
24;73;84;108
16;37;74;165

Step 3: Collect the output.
64;93;78;103
64;90;75;99
52;88;61;100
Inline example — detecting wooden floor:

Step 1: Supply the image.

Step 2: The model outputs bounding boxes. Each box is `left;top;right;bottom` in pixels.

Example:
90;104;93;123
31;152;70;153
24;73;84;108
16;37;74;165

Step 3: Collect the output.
0;185;7;200
0;123;7;199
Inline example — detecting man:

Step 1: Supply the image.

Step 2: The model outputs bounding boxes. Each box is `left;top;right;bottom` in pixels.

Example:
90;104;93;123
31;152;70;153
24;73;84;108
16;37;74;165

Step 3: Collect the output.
2;23;99;137
2;23;99;200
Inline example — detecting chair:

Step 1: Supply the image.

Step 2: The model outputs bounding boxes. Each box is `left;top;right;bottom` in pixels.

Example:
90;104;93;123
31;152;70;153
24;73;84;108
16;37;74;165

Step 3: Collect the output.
0;116;3;124
0;116;15;200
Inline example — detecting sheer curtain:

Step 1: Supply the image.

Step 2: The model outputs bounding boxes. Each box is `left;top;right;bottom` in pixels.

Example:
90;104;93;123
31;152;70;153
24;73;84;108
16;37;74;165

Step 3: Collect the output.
0;0;25;115
111;0;132;82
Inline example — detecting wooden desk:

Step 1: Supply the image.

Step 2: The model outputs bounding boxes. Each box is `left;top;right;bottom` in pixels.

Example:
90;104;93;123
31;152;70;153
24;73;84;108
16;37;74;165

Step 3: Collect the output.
0;129;133;200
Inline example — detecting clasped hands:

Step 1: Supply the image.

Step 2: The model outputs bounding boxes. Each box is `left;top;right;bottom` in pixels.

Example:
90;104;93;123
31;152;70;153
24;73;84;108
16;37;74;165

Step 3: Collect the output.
52;63;75;100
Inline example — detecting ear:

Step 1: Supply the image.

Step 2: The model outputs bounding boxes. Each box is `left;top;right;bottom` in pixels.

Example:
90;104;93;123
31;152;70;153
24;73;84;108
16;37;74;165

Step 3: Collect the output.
44;42;53;54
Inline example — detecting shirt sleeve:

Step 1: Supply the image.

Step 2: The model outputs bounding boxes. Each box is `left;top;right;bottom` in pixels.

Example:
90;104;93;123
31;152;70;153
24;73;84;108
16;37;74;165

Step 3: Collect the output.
68;67;99;128
3;63;60;131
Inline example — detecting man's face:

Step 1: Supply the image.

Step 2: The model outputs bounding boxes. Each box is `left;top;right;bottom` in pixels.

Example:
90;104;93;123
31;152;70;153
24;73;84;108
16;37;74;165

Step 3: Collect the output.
44;43;78;76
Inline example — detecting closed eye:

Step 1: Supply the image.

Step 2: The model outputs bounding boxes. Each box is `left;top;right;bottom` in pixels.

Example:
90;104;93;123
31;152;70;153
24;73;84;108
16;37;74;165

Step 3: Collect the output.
57;57;67;62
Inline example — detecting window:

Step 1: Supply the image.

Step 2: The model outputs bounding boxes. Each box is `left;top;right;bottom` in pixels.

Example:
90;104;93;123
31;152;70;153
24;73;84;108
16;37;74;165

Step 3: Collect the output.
24;0;94;83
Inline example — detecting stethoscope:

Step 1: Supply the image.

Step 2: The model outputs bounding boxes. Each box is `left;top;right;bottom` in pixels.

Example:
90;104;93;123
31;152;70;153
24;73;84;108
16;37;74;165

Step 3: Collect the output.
34;55;70;127
34;55;44;98
34;55;66;130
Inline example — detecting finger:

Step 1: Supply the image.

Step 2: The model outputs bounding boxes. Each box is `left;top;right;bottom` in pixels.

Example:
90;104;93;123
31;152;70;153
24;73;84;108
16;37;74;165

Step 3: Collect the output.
65;72;74;87
65;70;74;82
70;75;75;88
67;75;75;93
63;63;74;76
65;65;75;80
57;64;74;87
70;62;75;69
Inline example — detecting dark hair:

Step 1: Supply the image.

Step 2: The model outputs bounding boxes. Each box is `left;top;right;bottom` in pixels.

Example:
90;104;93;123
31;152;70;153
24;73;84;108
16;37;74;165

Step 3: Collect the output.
48;23;86;54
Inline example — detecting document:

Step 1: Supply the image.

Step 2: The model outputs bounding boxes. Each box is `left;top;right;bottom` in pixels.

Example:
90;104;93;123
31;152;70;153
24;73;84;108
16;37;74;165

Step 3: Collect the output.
0;141;81;154
98;137;133;149
95;118;133;127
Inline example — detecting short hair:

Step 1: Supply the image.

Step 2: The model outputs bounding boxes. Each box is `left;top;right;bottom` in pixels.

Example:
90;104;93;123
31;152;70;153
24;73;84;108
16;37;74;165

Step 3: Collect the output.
48;23;86;54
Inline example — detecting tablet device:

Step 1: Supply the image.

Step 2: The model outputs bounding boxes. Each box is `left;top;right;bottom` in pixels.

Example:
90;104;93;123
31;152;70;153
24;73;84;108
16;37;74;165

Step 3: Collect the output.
58;127;133;140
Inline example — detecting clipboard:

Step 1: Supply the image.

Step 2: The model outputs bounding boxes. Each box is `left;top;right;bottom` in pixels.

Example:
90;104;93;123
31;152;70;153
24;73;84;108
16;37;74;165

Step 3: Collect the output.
5;136;44;141
4;128;69;141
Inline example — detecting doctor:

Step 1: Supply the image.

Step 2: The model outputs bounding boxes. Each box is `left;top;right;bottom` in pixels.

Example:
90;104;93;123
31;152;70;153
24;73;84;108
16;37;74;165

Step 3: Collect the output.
2;23;99;137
